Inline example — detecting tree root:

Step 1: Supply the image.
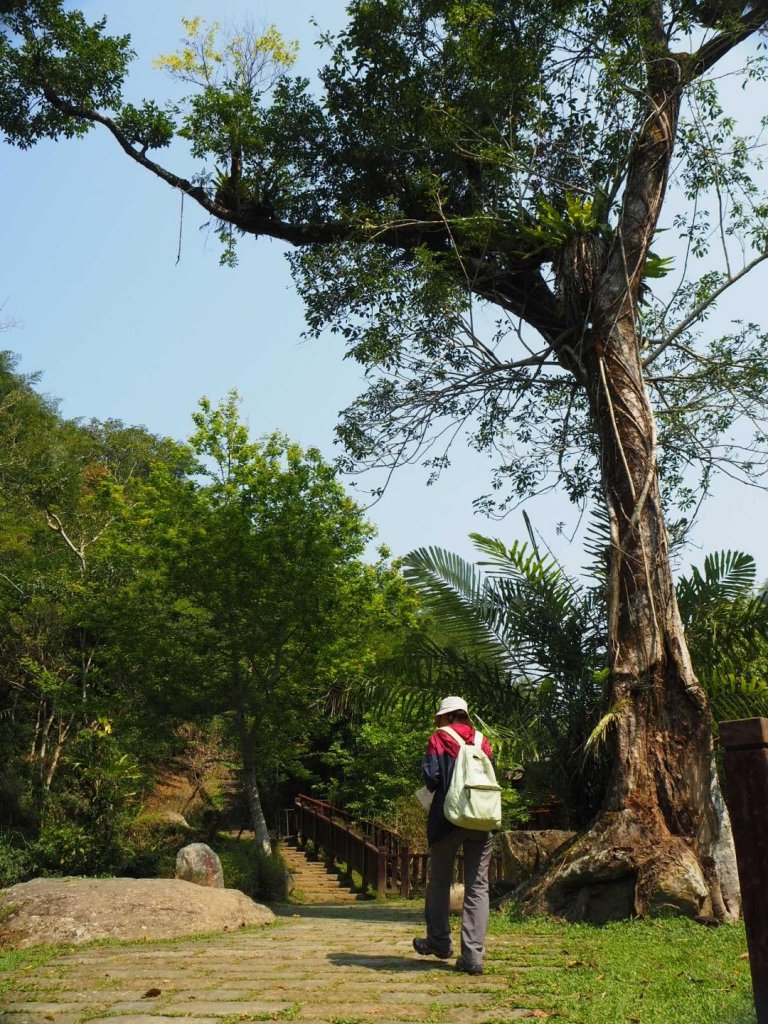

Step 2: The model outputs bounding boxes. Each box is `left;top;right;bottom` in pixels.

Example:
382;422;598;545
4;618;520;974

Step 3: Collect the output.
519;808;732;923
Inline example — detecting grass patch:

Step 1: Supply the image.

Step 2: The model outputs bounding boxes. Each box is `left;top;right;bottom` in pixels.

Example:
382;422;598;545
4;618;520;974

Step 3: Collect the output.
487;909;754;1023
0;944;68;999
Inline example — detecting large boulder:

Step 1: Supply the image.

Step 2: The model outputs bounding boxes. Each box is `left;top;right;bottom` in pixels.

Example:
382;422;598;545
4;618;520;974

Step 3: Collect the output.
175;842;224;888
498;830;576;888
0;877;274;948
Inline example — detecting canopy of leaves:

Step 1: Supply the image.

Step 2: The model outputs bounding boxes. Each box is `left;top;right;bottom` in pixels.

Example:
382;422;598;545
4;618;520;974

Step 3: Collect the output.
3;2;768;521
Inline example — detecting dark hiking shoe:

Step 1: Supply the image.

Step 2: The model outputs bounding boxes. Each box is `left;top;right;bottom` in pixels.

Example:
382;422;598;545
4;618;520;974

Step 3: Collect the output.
455;956;483;976
412;937;454;959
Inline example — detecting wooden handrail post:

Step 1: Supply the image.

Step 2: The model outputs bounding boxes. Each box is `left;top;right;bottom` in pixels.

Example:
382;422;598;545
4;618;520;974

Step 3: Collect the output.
377;847;387;899
720;717;768;1024
400;844;411;899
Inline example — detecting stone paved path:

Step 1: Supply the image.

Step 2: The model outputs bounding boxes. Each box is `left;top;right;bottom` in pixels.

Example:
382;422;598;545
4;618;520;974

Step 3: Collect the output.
0;902;558;1024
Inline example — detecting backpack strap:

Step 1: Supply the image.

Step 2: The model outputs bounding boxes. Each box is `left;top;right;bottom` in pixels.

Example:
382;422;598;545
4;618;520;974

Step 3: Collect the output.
438;725;465;747
439;726;484;749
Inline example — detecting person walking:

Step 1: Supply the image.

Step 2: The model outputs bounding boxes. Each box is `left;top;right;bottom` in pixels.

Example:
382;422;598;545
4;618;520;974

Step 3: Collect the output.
413;695;496;976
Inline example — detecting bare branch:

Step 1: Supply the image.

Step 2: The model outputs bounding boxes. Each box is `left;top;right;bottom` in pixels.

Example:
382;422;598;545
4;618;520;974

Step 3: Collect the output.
642;252;768;366
44;509;85;568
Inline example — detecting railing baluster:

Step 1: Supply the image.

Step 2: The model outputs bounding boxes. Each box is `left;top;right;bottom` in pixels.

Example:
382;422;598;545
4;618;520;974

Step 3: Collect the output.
400;844;411;899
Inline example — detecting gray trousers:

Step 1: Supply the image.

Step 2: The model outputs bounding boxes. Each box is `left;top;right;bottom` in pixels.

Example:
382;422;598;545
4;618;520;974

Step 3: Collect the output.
425;828;494;967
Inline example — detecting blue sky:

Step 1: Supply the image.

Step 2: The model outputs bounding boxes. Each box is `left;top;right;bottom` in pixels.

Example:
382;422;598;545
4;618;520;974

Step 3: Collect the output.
2;0;768;580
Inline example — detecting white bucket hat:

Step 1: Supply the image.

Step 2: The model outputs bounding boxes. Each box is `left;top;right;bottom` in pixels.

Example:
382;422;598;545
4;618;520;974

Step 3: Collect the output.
436;695;468;717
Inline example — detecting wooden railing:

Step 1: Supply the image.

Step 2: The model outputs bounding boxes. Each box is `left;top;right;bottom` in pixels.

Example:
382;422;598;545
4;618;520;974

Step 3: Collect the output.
286;793;502;899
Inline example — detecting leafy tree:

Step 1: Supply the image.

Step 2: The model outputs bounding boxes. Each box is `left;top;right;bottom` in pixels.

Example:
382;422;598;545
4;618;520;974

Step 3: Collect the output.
171;392;377;852
7;0;768;916
0;355;413;869
0;350;194;846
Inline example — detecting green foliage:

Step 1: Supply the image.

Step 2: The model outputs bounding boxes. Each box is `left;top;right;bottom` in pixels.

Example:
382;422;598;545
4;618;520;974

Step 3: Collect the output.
0;832;35;888
677;549;768;726
0;348;196;851
0;352;415;869
211;834;287;899
120;814;193;880
115;101;175;151
325;712;429;824
179;391;385;844
34;724;142;875
0;1;133;146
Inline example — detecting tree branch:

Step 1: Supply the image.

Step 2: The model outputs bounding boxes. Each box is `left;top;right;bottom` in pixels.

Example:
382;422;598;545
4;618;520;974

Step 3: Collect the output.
41;86;351;247
642;252;768;366
689;1;768;78
44;509;85;569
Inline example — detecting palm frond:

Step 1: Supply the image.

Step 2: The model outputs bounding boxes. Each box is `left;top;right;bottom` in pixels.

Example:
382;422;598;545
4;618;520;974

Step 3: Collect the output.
403;546;521;672
704;672;768;727
582;503;612;582
470;533;581;622
467;532;597;685
582;696;632;764
677;550;757;623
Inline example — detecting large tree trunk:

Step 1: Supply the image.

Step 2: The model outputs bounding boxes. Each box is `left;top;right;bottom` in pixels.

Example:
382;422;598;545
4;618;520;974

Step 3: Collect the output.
525;310;740;921
525;25;740;924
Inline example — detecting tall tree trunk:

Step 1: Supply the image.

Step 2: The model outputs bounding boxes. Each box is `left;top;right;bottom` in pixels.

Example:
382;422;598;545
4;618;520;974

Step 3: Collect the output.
238;713;272;855
526;294;740;923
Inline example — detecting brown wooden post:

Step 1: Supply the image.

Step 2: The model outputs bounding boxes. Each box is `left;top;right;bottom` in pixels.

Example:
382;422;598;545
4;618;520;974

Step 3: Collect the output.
362;845;371;894
400;844;411;899
377;847;388;899
720;717;768;1024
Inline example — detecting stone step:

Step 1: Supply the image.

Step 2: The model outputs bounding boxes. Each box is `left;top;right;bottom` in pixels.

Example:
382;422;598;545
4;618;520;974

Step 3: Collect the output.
278;842;363;905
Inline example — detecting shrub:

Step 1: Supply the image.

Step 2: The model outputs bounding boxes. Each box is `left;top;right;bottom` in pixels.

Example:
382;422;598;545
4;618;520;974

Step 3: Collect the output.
34;724;142;876
0;832;35;888
211;833;287;899
500;787;531;830
34;819;121;876
120;814;192;878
